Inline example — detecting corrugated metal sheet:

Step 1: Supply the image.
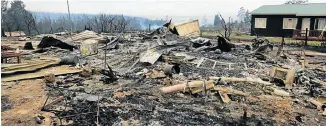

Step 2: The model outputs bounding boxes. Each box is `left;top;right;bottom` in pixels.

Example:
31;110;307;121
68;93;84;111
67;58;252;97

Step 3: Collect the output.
2;67;82;82
174;20;200;37
139;48;162;64
64;30;102;42
1;57;61;75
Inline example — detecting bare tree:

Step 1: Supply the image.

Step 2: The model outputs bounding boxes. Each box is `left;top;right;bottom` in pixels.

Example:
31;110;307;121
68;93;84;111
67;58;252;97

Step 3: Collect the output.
9;0;26;32
92;14;120;33
37;16;52;34
217;13;234;40
116;15;131;32
1;0;9;36
99;13;108;32
93;16;101;33
82;14;93;30
2;0;40;36
1;0;26;36
107;15;116;33
1;0;8;12
127;17;141;31
23;10;31;35
237;7;246;31
23;10;39;35
2;13;14;36
31;15;39;34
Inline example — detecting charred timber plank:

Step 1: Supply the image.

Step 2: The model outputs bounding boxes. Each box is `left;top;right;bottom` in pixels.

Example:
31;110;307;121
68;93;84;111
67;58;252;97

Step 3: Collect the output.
309;98;326;116
212;61;217;69
160;79;251;96
160;80;214;93
196;58;205;68
189;81;214;94
2;68;82;82
213;86;249;96
218;91;231;103
209;77;273;86
1;57;61;75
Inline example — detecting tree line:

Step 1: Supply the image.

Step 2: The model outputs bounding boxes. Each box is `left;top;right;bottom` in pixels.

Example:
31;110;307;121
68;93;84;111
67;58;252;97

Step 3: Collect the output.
1;0;165;36
209;7;251;32
206;0;308;33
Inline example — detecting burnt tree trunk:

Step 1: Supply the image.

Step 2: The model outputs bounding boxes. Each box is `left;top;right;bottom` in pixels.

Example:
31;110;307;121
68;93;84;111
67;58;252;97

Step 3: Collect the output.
1;28;6;37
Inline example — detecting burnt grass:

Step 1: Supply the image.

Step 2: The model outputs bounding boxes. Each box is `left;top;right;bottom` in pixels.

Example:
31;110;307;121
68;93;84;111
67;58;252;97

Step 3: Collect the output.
53;90;275;126
50;73;277;126
1;95;13;112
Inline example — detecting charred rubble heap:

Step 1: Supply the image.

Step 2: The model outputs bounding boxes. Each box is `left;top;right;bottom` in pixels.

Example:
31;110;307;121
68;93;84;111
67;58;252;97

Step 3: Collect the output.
5;22;326;126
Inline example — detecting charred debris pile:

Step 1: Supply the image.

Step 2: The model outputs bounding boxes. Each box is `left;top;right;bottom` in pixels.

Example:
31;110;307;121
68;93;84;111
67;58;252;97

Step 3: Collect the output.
2;19;326;125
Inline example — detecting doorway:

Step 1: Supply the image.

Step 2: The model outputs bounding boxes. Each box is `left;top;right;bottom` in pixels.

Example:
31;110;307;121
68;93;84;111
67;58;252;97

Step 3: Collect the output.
301;18;310;36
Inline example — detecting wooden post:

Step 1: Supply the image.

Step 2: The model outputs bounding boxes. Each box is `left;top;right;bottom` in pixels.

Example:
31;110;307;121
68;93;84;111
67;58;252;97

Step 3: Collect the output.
104;41;107;69
17;56;21;63
96;95;100;126
103;39;108;69
276;36;284;57
149;24;151;32
1;28;5;37
67;0;73;32
305;28;308;47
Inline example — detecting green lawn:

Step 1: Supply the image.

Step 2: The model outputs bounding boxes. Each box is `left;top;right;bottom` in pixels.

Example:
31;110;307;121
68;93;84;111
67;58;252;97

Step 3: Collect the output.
201;31;322;47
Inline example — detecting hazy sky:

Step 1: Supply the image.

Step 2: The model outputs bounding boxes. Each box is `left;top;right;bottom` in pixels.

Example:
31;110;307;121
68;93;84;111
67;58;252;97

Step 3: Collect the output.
22;0;326;23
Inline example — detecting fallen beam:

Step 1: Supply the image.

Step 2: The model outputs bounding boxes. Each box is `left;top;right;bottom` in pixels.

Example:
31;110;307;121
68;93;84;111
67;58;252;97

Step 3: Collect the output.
213;86;249;96
188;81;214;94
181;81;250;96
209;77;273;86
272;88;291;97
160;80;214;93
219;91;231;103
309;98;326;116
160;77;272;93
160;77;289;97
211;77;290;97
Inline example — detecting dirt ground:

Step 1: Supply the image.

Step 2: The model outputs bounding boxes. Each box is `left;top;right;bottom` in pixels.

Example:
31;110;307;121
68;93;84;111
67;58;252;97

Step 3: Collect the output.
1;38;40;50
1;79;53;126
1;40;27;49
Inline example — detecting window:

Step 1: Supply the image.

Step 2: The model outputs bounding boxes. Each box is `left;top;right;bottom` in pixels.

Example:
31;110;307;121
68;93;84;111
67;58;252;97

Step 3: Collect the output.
283;18;298;29
255;18;267;28
315;18;326;30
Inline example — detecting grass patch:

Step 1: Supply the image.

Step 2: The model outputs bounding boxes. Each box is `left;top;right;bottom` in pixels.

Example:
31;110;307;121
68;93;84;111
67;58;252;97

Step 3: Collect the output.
201;31;322;47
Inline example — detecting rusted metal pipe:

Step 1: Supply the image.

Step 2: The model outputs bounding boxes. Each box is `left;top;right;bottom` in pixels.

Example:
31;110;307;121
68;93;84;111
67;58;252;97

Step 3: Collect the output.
163;64;180;76
43;96;65;110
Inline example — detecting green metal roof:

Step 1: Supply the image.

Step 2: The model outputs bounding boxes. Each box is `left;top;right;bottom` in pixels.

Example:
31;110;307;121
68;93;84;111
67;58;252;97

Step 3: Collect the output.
251;3;326;16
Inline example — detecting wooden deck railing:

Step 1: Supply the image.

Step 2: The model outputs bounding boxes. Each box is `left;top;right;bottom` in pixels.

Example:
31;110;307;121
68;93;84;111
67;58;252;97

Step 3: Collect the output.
293;29;326;41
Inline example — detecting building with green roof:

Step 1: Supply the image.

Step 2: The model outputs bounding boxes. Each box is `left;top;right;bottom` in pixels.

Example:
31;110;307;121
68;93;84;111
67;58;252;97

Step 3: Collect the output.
250;3;326;38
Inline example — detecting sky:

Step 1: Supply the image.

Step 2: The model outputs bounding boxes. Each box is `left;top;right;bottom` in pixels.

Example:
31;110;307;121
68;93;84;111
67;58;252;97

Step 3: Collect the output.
22;0;326;23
